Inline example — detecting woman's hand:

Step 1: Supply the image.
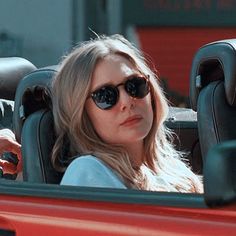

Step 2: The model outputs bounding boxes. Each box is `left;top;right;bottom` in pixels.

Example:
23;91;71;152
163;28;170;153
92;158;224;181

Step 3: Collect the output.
0;129;22;175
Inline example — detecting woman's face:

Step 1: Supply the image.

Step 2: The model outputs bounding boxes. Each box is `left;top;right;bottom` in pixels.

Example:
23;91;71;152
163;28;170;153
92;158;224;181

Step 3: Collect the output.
85;54;154;147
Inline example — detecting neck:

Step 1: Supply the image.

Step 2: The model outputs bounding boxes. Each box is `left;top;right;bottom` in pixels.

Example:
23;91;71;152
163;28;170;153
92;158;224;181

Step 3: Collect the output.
124;141;144;169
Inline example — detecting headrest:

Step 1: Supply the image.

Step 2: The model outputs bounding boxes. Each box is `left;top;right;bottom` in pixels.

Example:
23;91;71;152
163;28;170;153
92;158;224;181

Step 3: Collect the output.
190;39;236;111
13;67;58;143
0;57;37;100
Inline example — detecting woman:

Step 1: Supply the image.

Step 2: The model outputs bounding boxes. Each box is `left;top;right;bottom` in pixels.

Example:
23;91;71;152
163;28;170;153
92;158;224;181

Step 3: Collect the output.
52;34;203;193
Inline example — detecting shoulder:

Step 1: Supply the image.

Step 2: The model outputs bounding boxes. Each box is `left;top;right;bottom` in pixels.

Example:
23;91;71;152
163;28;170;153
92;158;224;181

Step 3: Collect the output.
0;128;15;139
0;99;14;130
60;155;127;189
64;155;111;174
69;155;108;167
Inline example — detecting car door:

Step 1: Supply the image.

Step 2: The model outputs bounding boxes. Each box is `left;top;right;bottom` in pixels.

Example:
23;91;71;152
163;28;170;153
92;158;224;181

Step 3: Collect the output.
0;181;236;236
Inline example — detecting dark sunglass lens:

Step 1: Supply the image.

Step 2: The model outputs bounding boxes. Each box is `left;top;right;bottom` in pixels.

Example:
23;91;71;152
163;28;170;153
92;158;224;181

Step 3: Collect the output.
91;86;118;110
125;77;150;98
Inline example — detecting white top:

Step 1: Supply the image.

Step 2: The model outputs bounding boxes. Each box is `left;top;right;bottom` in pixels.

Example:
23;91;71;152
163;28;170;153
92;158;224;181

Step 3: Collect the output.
60;155;127;189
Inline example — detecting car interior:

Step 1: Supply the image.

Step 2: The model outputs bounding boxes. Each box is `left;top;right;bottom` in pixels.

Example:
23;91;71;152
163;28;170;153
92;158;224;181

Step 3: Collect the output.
190;39;236;160
11;66;203;184
0;57;36;130
13;66;63;183
0;39;236;191
0;58;36;178
189;39;236;205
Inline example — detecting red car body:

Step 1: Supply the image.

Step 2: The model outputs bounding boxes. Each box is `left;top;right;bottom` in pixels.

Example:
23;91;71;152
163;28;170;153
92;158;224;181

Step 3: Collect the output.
0;181;235;236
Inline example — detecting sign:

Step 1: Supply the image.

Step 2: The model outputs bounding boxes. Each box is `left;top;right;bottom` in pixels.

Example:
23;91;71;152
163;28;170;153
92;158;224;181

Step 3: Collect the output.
123;0;236;26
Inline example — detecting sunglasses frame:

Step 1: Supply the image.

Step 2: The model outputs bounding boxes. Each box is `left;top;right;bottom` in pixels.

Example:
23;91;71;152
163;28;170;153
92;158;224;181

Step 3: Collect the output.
89;75;150;110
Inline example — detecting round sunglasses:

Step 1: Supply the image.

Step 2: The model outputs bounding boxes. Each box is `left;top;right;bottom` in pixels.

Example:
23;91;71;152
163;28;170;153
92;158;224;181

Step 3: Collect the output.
89;76;150;110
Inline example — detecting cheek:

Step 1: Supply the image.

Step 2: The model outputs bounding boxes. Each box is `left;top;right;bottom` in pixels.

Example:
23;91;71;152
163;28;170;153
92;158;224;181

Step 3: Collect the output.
85;101;115;141
144;94;154;117
142;95;154;131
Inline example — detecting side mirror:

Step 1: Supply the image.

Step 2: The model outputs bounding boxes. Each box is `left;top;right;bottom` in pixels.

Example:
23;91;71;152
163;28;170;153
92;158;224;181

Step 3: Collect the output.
204;140;236;206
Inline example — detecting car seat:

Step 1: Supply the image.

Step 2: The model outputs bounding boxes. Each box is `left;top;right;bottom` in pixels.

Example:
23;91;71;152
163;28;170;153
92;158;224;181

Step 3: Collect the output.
13;66;63;183
0;57;36;129
0;57;36;179
190;39;236;160
0;57;36;100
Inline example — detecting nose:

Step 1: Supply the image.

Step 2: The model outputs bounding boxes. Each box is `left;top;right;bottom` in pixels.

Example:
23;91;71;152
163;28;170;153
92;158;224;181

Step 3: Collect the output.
118;87;135;111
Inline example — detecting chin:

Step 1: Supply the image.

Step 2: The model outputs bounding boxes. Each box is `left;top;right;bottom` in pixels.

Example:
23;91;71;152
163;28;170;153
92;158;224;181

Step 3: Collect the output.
121;134;148;144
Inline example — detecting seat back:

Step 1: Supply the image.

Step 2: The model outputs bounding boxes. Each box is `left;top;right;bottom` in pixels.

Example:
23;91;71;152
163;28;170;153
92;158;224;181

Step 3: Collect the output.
0;57;37;100
190;39;236;160
166;107;202;174
13;67;63;183
0;57;36;129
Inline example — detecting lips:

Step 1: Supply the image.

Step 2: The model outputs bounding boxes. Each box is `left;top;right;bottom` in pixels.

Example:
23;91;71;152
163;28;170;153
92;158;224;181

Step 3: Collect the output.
120;115;143;126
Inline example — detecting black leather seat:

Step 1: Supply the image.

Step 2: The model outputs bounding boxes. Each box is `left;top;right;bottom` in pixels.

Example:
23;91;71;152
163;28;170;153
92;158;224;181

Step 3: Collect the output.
0;57;36;100
0;57;36;129
13;67;63;183
190;39;236;160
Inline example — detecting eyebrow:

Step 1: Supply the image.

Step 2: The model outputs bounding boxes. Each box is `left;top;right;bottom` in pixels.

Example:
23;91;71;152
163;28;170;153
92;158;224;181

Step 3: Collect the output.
91;72;143;92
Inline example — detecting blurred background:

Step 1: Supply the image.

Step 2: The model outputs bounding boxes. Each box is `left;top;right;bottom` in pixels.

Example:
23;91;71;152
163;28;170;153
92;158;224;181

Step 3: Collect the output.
1;0;236;107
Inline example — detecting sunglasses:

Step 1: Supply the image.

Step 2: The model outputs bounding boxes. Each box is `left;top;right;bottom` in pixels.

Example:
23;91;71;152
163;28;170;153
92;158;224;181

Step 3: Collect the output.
89;76;150;110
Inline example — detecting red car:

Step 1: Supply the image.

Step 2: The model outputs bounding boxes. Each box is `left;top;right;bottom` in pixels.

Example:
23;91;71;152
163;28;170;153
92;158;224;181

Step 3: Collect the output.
0;39;236;236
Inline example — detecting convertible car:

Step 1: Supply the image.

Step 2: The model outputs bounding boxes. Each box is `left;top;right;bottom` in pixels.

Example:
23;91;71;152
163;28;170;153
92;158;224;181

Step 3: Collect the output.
0;39;235;235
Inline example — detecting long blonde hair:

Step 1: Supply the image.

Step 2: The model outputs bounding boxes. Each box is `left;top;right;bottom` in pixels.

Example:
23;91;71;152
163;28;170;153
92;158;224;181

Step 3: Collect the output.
52;34;203;193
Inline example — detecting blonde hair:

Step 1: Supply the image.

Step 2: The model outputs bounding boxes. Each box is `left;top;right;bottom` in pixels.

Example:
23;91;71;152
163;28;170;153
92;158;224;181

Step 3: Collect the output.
52;34;203;193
